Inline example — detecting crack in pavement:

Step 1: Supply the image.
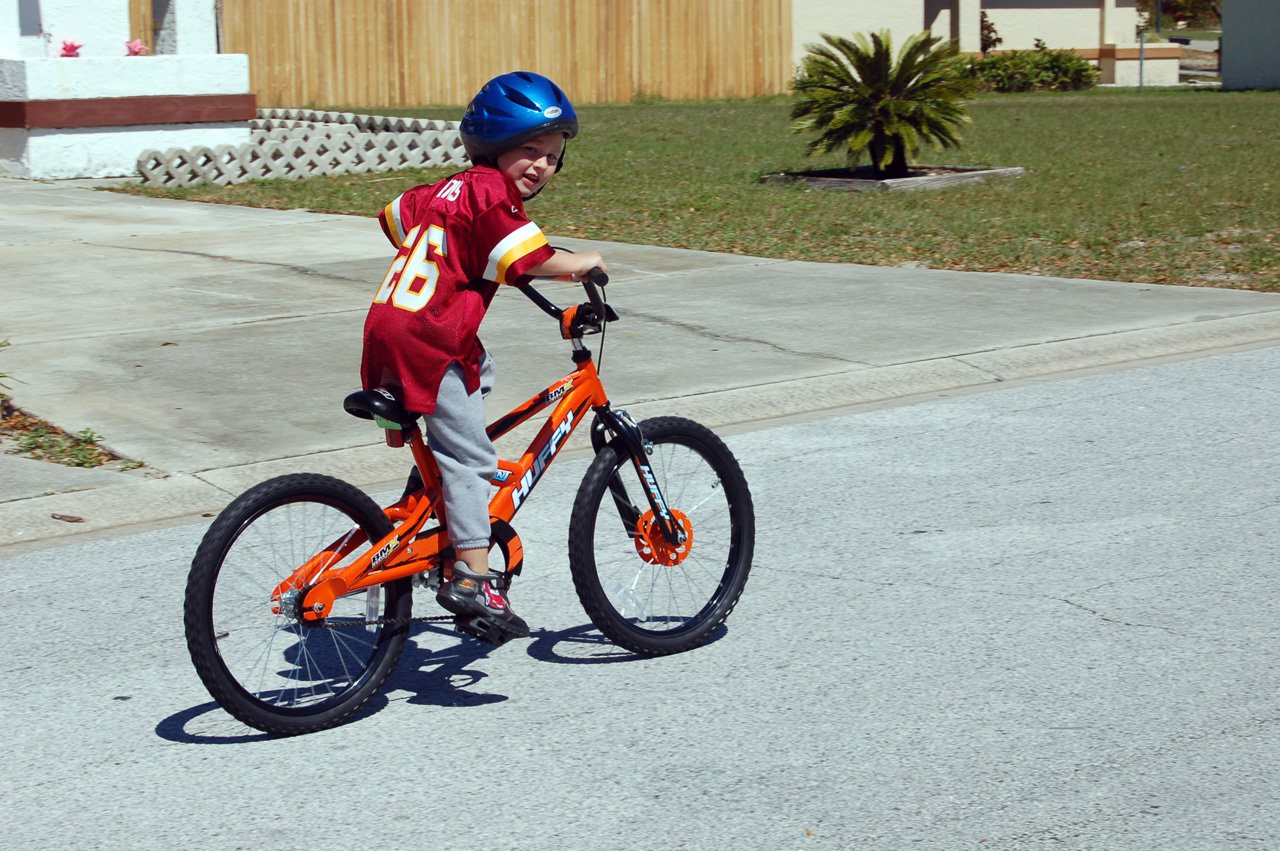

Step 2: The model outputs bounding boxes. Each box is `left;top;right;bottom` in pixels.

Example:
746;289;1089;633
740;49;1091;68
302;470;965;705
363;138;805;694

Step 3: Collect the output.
2;306;369;348
83;241;375;286
1054;596;1184;634
621;306;867;364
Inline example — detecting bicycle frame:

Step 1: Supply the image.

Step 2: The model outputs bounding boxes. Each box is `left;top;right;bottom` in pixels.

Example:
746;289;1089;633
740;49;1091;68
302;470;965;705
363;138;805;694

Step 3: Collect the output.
275;343;615;623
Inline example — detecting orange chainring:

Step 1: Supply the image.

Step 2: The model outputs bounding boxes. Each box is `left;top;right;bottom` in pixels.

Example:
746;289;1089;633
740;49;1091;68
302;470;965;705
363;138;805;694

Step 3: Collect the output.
633;509;693;565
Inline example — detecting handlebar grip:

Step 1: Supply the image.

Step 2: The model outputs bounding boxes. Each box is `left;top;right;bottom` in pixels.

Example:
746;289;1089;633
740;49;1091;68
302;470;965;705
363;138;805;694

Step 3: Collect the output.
581;269;607;328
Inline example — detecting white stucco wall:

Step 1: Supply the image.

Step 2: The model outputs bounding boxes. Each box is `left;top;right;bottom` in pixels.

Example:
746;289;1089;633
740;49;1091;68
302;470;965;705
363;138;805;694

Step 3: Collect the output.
1;2;19;57
0;54;249;99
0;122;251;178
1;1;221;59
172;0;219;54
1101;52;1180;85
10;0;131;57
792;1;1142;66
925;0;954;38
792;0;935;66
1;3;248;180
1221;0;1280;90
982;0;1140;51
3;0;62;58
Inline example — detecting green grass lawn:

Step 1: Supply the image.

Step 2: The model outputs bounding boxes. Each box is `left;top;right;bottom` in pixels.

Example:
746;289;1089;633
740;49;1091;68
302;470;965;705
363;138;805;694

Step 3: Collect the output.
120;88;1280;290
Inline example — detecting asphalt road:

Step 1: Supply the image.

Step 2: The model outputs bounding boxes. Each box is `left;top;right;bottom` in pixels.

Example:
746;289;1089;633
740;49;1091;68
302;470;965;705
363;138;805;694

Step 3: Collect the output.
3;345;1278;850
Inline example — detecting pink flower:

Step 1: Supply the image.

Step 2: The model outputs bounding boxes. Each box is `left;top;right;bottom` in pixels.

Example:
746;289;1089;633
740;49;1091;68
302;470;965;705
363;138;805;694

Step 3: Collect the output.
125;39;150;56
59;40;82;57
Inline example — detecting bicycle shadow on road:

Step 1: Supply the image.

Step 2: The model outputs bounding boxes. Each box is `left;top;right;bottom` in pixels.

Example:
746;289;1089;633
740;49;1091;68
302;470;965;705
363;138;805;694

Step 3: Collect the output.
155;621;728;743
153;622;506;744
377;621;509;709
155;702;275;745
525;621;729;664
369;619;684;706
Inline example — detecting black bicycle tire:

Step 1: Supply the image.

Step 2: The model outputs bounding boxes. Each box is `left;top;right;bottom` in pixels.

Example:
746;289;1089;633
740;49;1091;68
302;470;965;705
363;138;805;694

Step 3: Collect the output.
568;416;754;656
184;473;411;736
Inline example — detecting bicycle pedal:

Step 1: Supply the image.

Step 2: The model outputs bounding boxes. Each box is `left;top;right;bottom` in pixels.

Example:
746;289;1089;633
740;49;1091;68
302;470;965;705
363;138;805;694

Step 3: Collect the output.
454;616;512;647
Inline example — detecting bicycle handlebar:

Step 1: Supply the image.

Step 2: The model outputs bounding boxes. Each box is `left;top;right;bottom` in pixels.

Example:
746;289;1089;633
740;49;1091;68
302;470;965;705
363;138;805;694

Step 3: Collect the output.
580;268;608;328
516;267;612;333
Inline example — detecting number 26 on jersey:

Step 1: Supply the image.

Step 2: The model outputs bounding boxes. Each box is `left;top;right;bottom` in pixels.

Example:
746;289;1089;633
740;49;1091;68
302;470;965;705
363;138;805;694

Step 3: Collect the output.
375;224;446;312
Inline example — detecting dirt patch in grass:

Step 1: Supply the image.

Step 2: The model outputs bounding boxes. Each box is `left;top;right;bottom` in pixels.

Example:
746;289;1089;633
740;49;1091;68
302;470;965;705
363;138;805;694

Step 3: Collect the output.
1181;48;1219;76
0;395;141;470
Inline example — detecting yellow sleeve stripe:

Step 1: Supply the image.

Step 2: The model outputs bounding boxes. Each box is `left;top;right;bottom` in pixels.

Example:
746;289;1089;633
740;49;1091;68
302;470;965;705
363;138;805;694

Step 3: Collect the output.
381;196;407;248
484;222;548;284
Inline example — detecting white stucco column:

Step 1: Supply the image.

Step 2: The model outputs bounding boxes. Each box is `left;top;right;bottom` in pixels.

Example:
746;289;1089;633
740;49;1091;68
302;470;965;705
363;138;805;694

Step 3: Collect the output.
955;0;981;53
155;0;220;55
1;3;20;58
29;0;130;57
1100;0;1123;46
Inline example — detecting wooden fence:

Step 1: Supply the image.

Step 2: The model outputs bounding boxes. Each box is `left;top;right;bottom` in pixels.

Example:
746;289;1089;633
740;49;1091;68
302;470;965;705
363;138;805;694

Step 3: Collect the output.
215;0;792;108
128;0;153;48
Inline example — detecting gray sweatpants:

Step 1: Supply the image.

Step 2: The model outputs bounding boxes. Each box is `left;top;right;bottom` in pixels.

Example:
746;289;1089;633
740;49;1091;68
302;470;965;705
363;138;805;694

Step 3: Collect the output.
422;353;498;551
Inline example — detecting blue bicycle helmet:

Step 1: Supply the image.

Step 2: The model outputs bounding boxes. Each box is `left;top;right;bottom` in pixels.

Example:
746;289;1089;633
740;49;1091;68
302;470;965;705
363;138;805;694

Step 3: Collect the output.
460;71;578;168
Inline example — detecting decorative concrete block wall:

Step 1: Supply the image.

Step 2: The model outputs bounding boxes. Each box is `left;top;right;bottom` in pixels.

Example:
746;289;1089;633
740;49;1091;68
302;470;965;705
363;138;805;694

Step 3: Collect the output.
137;109;469;187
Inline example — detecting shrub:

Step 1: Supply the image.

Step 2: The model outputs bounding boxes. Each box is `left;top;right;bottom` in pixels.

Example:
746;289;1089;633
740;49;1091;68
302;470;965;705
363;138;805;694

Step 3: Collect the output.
967;40;1100;92
790;31;979;179
980;11;1003;54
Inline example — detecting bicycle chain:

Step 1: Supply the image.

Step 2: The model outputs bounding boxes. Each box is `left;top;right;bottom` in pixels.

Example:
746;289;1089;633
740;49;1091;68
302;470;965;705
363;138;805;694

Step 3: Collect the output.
315;614;456;629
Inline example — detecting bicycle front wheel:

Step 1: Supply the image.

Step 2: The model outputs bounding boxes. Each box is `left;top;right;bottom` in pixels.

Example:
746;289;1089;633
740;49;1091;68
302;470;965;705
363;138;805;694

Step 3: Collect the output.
569;416;754;656
184;473;411;736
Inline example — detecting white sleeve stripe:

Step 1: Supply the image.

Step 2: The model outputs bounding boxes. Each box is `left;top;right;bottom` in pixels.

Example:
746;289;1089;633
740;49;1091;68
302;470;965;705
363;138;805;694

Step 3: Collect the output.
390;195;407;245
484;222;544;281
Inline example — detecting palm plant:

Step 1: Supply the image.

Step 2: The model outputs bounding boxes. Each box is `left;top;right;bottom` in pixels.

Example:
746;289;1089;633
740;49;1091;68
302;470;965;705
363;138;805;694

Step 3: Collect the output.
790;30;979;179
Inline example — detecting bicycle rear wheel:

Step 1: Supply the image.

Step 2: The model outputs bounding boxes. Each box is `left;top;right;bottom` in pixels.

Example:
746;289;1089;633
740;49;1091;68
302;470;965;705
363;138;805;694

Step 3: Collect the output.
184;473;411;736
568;416;754;656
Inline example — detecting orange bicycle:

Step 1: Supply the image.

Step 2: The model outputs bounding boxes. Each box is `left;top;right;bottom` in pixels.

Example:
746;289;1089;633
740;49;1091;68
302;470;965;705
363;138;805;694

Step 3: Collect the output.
183;270;755;735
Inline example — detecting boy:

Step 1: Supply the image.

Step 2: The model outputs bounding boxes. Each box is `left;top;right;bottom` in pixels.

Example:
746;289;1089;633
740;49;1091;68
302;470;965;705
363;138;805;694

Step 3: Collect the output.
361;71;606;644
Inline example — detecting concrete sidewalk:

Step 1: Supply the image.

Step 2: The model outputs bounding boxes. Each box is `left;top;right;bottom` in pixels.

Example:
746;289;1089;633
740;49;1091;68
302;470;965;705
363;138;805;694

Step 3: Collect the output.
3;176;1280;549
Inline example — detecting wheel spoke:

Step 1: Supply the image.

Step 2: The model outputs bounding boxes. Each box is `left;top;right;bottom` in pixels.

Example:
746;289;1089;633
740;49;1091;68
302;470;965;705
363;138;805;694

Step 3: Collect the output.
187;475;410;732
570;420;753;653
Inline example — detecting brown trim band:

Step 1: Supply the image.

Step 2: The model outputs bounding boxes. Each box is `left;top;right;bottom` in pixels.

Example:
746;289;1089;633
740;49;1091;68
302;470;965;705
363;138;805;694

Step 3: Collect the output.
981;46;1181;61
1107;46;1182;60
0;94;257;130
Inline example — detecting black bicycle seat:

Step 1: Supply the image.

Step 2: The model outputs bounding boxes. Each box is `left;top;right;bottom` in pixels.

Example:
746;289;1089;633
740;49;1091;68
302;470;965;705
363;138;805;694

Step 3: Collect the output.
343;388;420;429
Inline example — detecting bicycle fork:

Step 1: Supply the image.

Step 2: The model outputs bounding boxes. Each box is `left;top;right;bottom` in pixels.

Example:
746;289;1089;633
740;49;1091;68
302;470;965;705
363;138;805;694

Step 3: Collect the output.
590;404;686;547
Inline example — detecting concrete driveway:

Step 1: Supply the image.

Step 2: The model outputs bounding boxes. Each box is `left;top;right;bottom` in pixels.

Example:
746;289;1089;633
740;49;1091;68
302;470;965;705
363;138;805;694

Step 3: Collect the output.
2;176;1280;549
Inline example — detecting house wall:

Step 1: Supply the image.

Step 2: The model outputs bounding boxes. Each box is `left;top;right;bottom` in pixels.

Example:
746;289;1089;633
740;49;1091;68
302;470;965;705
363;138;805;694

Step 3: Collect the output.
0;2;252;179
3;0;218;58
925;0;954;39
1221;0;1280;90
791;0;929;66
791;0;1147;62
5;0;132;57
981;0;1139;51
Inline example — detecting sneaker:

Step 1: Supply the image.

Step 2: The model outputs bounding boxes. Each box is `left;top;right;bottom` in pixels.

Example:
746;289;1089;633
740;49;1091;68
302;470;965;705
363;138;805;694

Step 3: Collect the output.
401;466;423;500
436;562;530;642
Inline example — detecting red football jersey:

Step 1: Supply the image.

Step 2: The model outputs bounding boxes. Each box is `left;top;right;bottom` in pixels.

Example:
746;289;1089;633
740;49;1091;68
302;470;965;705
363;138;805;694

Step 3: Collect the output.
361;165;555;414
